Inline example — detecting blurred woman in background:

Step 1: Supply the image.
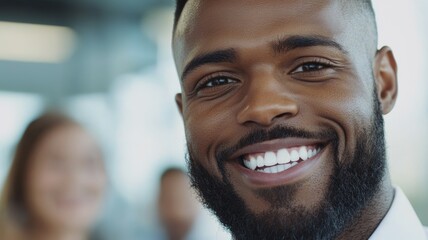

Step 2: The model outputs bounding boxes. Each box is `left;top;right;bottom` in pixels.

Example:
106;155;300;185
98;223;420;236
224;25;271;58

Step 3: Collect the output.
0;112;107;240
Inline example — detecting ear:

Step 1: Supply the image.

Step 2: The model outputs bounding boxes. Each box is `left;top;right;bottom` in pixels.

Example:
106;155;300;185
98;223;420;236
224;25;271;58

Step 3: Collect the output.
175;93;184;117
373;46;398;114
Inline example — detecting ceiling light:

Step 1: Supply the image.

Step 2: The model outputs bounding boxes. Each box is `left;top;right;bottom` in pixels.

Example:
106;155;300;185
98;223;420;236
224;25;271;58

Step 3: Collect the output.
0;21;76;63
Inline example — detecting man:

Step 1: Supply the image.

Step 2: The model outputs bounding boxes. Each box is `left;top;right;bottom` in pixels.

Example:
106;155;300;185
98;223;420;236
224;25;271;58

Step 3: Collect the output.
157;167;200;240
157;167;230;240
171;0;428;239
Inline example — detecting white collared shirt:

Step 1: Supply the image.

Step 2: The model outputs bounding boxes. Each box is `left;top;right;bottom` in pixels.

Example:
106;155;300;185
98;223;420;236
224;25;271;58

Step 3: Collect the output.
369;187;428;240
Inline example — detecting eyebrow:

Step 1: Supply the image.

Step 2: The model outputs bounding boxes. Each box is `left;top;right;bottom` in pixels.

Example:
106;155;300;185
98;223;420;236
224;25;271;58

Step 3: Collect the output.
180;35;346;81
181;48;237;81
272;35;347;55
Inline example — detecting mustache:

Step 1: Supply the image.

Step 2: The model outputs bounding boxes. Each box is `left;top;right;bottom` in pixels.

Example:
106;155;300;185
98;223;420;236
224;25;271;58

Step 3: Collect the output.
215;125;338;164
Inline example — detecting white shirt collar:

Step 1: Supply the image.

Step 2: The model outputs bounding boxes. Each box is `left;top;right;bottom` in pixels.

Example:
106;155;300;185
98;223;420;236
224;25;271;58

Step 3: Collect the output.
369;187;428;240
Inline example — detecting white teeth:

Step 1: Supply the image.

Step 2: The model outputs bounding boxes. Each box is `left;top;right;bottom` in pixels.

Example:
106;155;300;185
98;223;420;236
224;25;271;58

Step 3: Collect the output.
283;163;293;171
308;148;321;159
299;146;308;160
249;156;257;170
271;166;279;173
312;148;320;158
264;151;277;166
257;156;264;167
308;149;313;158
290;150;300;162
243;145;323;172
258;161;299;173
243;159;251;169
243;156;258;170
277;149;290;164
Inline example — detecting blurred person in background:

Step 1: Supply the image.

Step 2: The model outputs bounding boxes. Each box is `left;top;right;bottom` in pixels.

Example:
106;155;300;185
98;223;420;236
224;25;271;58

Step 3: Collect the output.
0;112;107;240
157;167;230;240
157;167;200;240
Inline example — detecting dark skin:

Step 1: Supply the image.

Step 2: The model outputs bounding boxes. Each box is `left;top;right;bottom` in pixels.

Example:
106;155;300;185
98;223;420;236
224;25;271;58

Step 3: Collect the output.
173;0;398;239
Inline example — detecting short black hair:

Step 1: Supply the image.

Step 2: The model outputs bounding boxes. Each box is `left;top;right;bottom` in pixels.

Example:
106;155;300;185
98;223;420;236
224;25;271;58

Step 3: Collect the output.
173;0;376;34
174;0;188;31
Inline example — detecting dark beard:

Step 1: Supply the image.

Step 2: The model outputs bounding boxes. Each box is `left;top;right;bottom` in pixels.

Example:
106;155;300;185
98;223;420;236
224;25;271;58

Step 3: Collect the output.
186;94;386;240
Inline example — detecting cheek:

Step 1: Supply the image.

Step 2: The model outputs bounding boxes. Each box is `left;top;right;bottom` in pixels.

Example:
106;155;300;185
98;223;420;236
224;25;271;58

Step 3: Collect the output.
27;167;62;200
184;101;239;166
75;166;107;207
84;171;107;198
313;86;373;123
25;168;63;221
305;80;374;159
26;166;106;225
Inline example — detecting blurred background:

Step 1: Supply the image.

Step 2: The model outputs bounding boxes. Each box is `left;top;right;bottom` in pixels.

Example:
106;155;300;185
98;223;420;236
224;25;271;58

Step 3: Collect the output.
0;0;427;238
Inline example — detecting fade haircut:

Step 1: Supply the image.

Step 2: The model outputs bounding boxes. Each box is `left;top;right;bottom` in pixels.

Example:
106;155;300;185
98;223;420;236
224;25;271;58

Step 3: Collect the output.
173;0;378;43
174;0;188;31
172;0;379;76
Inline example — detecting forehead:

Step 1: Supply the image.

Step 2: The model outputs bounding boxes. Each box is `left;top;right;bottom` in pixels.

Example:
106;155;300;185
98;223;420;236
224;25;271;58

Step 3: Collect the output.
173;0;352;71
35;125;97;155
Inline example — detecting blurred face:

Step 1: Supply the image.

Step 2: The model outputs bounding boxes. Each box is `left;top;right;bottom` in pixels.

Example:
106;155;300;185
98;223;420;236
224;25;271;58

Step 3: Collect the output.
158;172;199;239
25;124;106;232
173;0;397;239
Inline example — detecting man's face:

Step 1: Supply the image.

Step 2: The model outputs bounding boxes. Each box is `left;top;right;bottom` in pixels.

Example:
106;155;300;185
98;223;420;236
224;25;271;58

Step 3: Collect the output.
173;0;396;239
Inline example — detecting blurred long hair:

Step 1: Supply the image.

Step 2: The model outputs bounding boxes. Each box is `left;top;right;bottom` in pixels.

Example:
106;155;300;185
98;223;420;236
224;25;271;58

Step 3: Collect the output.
0;112;77;236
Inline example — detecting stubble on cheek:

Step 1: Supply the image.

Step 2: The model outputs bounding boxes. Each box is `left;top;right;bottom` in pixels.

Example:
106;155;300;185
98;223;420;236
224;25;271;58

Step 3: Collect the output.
184;114;240;178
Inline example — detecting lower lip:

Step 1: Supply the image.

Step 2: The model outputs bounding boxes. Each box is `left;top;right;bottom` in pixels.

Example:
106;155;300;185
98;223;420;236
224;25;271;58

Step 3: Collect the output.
232;146;327;188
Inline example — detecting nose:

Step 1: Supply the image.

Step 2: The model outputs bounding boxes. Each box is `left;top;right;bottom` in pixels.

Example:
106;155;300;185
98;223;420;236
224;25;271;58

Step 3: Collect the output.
237;73;299;127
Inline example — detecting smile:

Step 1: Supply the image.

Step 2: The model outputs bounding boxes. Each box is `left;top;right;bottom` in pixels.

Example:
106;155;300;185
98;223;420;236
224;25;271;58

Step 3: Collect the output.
229;138;328;186
241;145;322;174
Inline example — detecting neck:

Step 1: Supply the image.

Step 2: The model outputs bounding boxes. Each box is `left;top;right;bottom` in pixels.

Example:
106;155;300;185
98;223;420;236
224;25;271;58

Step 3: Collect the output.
27;224;88;240
336;173;394;240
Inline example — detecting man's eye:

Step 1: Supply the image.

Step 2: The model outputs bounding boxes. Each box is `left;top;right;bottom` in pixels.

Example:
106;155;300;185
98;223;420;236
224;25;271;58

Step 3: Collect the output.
204;77;236;88
188;74;239;97
292;62;330;73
